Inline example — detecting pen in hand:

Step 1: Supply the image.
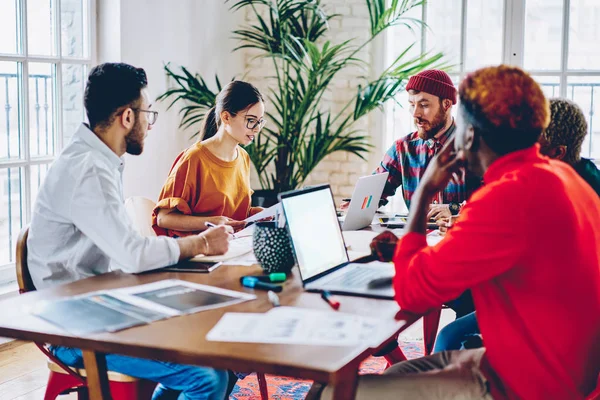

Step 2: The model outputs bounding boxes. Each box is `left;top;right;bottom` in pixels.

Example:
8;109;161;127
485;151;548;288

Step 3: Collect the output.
205;222;237;239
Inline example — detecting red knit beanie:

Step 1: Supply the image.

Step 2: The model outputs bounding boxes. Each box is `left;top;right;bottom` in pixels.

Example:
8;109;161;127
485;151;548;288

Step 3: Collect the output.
406;69;457;104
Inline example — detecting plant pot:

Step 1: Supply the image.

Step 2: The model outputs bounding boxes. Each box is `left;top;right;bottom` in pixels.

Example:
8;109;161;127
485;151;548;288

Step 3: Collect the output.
251;189;279;208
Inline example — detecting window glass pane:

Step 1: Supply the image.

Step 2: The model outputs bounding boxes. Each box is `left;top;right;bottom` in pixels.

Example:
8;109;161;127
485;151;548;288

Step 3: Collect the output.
568;0;600;70
464;0;503;72
386;4;422;65
567;76;600;160
61;0;88;58
30;162;51;202
27;0;57;56
62;64;85;144
0;0;20;54
0;167;24;266
29;63;56;157
524;0;563;71
425;0;462;73
0;62;22;161
532;75;560;99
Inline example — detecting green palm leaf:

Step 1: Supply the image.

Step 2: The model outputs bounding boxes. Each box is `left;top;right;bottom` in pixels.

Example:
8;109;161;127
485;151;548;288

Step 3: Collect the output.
157;64;228;138
159;0;448;191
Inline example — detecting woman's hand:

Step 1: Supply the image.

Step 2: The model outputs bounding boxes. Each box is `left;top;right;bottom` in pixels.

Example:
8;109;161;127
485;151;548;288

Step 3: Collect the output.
207;216;246;230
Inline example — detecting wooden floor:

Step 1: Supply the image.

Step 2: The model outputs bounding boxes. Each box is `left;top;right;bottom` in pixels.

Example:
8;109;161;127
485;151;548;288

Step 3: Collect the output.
0;341;75;400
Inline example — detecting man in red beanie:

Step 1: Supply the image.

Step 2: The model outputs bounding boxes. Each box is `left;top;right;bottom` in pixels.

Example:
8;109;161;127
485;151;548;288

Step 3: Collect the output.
376;69;481;318
375;69;481;216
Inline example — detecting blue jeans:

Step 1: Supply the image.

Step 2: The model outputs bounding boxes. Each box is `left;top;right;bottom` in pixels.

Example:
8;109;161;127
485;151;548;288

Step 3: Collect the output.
433;311;480;353
50;346;229;400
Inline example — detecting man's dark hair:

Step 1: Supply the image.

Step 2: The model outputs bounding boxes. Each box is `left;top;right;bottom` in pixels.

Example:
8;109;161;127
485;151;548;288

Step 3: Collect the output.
84;63;148;130
543;98;588;165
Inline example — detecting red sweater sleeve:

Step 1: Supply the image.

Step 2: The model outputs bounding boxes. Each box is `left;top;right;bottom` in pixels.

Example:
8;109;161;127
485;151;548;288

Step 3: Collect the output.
393;180;530;313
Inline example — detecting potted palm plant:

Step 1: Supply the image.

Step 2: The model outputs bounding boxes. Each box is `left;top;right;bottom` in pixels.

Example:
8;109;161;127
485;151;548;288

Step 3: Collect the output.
158;0;445;206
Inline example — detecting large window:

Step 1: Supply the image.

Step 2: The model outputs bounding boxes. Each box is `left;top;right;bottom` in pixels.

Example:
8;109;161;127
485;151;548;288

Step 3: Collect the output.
386;0;600;161
0;0;94;285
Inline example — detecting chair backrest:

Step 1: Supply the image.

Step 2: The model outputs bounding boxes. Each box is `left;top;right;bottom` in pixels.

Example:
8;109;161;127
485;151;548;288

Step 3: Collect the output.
15;226;35;294
15;226;90;383
124;197;157;237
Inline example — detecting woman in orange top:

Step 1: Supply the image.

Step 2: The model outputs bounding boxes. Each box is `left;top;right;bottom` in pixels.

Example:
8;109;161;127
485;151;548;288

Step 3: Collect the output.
152;81;265;237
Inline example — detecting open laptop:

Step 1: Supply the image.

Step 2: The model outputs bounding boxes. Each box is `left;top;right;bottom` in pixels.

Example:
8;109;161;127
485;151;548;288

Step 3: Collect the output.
278;184;395;299
341;172;389;231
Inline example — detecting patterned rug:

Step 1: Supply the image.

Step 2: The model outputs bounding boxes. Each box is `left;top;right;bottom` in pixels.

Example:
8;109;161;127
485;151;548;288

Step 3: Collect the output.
230;341;424;399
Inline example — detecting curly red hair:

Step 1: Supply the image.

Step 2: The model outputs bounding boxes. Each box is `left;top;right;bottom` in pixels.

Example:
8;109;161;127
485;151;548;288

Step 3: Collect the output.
460;65;549;130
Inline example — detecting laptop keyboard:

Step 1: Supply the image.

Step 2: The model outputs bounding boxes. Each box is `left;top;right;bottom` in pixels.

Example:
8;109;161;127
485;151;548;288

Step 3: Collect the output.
325;267;378;288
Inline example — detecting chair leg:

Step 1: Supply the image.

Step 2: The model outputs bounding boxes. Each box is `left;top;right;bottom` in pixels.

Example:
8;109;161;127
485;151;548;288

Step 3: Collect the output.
109;380;157;400
257;372;269;399
383;346;407;369
44;371;85;400
423;308;442;355
77;387;89;400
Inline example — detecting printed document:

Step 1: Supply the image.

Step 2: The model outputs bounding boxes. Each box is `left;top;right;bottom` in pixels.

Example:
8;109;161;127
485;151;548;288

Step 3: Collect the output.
206;306;399;347
32;280;255;336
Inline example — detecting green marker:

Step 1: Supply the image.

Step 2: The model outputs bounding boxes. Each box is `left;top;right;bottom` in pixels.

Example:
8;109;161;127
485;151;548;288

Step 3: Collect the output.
242;273;287;283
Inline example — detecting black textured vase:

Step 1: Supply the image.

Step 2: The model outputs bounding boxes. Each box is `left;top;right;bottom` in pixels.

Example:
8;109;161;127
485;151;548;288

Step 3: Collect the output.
252;221;295;274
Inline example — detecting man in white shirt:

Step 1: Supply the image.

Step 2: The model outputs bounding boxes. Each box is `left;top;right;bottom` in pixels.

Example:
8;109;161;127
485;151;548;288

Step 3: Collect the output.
28;63;232;399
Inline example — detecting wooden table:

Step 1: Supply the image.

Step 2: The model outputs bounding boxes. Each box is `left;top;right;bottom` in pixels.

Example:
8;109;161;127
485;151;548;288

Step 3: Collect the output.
0;265;418;400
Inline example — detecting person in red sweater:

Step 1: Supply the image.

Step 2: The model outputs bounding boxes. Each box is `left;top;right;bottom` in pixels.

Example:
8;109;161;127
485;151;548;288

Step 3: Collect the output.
322;65;600;400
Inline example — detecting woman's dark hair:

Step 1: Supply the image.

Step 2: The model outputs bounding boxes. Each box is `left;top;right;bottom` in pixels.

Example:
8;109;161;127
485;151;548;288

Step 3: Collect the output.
202;80;264;140
84;63;148;130
458;65;549;156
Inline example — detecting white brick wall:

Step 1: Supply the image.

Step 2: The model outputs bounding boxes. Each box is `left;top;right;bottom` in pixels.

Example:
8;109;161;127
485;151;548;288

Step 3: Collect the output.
243;0;379;203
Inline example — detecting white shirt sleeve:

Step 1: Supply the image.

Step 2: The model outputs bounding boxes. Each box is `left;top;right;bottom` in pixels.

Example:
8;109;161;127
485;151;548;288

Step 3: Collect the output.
68;160;180;273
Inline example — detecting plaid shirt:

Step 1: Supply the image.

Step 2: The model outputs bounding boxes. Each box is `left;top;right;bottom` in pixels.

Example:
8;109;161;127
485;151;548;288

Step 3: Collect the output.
375;123;482;208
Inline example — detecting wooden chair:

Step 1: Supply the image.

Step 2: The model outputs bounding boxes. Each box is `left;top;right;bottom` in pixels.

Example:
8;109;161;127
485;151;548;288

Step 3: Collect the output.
124;197;271;399
16;226;156;399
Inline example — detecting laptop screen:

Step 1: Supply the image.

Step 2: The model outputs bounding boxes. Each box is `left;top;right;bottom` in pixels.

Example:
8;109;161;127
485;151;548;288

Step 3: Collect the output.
281;186;349;280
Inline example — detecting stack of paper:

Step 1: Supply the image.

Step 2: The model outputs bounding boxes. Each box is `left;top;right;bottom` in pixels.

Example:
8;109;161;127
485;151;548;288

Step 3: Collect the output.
206;306;399;347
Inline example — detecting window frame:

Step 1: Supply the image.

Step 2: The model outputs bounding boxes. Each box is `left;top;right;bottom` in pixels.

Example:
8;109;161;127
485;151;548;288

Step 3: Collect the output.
0;0;97;285
383;0;600;212
385;0;600;158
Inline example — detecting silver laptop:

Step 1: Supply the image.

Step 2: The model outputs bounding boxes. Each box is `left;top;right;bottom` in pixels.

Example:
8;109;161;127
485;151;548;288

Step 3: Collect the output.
341;172;389;231
278;184;394;299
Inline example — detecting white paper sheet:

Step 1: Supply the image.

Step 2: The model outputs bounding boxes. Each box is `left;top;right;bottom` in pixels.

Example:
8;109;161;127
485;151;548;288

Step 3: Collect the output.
244;203;282;223
191;236;254;262
221;251;258;266
426;231;445;246
342;230;380;253
206;306;399;347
